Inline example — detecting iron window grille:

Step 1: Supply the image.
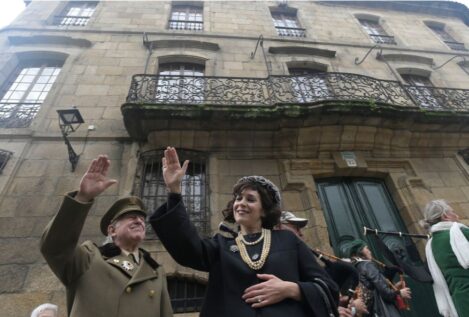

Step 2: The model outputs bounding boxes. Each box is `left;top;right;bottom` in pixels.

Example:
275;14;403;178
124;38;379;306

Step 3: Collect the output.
358;19;396;45
168;5;203;31
0;150;13;173
0;61;62;128
271;12;305;37
428;25;467;51
289;68;330;102
54;1;97;26
167;277;206;313
134;149;209;238
157;62;205;103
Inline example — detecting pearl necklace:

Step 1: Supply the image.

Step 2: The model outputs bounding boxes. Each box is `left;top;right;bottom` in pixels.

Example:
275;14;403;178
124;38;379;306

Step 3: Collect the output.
235;228;271;270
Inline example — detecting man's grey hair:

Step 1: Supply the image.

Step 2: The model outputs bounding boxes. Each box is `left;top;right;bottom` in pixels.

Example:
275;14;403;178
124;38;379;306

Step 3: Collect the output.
101;218;121;245
420;199;452;229
31;303;58;317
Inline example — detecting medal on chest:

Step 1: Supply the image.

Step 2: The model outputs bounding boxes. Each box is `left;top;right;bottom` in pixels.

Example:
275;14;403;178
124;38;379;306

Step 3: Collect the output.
121;260;135;271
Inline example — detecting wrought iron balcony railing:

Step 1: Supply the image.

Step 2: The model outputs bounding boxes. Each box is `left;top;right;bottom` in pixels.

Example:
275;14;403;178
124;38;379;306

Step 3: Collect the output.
168;20;203;31
275;26;306;38
444;41;467;51
126;73;469;113
53;15;91;26
0;102;41;128
369;34;397;45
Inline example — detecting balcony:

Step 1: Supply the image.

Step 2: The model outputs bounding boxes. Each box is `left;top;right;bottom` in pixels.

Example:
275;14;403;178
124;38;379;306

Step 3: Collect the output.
275;26;306;37
369;34;397;45
122;73;469;140
53;15;91;27
444;40;467;51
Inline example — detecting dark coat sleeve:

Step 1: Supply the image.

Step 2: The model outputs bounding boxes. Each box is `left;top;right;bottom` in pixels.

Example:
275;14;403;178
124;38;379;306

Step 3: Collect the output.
361;261;397;303
296;238;340;316
149;193;218;272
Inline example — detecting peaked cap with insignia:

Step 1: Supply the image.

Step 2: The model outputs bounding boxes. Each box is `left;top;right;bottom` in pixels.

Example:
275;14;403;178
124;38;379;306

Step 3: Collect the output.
100;196;146;235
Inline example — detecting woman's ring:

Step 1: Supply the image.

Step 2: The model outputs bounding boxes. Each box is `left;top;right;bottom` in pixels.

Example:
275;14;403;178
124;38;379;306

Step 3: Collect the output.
257;297;263;303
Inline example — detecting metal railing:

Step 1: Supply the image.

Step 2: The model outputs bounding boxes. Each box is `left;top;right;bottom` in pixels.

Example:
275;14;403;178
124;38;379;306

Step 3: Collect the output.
168;19;203;31
275;26;306;37
369;34;397;45
0;102;41;128
126;72;469;112
53;15;91;26
444;41;467;51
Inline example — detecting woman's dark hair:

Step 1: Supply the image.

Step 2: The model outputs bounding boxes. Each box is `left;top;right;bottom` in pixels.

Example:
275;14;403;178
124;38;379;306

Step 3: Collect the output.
222;179;281;229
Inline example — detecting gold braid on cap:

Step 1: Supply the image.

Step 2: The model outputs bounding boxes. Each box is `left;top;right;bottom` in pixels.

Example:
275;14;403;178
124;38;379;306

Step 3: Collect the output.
235;229;271;270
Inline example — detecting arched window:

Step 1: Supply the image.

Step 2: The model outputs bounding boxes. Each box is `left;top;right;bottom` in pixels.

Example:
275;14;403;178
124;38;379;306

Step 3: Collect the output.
156;62;205;103
0;57;64;128
401;73;440;109
355;14;396;45
134;149;209;237
288;67;329;103
167;276;207;313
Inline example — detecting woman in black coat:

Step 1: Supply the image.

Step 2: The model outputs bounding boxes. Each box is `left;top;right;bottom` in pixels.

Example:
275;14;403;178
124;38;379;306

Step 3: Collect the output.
346;239;412;317
150;147;338;317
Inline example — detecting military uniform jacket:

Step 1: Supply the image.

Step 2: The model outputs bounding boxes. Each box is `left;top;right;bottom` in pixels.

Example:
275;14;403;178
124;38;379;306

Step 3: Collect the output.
40;192;173;317
150;193;339;317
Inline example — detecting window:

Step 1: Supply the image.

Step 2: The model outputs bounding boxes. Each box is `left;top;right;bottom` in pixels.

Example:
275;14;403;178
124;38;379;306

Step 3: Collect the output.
157;62;205;103
271;10;305;37
358;19;396;45
134;149;209;238
0;150;12;173
167;277;206;313
401;74;440;109
0;61;62;128
458;148;469;165
289;68;329;103
426;23;466;51
54;1;97;26
169;4;203;31
459;62;469;75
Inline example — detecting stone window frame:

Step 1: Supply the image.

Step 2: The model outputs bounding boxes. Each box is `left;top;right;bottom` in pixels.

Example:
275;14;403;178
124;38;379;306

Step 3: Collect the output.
0;149;13;174
168;1;204;31
424;20;467;51
0;52;67;129
167;276;207;313
133;149;210;238
51;1;98;27
270;6;306;38
354;13;397;45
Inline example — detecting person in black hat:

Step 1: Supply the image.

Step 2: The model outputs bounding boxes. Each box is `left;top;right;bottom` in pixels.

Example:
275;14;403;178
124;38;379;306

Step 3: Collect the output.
40;155;173;317
150;147;338;317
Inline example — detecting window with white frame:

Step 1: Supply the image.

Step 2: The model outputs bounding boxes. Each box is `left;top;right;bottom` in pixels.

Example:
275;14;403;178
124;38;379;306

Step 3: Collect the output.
0;61;62;128
271;9;305;37
358;18;396;45
55;1;97;26
156;62;205;103
289;68;329;103
168;4;203;31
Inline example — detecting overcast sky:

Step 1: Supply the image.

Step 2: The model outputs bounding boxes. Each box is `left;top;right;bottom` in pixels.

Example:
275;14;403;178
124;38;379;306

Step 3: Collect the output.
1;0;469;29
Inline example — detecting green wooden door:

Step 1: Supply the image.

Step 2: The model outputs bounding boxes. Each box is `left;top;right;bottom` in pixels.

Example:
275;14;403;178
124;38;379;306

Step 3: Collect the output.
316;178;439;317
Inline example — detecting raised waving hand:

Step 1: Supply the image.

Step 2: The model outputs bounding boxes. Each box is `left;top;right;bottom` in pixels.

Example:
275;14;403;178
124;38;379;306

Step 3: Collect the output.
76;155;117;202
162;147;189;194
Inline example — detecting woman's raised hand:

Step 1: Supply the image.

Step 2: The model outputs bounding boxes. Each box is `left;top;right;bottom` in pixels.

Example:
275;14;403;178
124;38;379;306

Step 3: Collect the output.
162;147;189;194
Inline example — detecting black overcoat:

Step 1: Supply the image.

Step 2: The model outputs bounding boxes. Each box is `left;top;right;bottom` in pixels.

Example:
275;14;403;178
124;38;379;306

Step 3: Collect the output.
150;194;338;317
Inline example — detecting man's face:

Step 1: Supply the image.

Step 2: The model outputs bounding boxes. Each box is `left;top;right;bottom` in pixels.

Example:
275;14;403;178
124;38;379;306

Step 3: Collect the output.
38;310;56;317
109;212;146;246
278;222;304;239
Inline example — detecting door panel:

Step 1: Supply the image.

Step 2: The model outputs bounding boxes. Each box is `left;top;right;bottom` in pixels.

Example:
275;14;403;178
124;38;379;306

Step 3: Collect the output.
316;177;439;317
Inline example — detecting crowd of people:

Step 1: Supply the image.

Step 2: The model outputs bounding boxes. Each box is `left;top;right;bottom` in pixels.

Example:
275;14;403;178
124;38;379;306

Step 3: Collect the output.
36;147;468;317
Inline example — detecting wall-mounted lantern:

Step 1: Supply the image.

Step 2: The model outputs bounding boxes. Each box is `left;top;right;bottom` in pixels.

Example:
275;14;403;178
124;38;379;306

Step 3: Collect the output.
57;108;84;172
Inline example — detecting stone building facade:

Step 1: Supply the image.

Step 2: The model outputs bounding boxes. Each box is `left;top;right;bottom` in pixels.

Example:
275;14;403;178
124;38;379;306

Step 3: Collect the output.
0;1;468;316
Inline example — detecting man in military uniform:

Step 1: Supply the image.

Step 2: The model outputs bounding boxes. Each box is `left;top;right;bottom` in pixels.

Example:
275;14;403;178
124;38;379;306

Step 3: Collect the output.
41;155;173;317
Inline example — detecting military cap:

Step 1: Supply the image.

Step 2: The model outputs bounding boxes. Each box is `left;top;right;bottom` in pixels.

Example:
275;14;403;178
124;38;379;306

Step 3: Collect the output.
280;211;308;228
344;239;367;258
100;196;146;235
